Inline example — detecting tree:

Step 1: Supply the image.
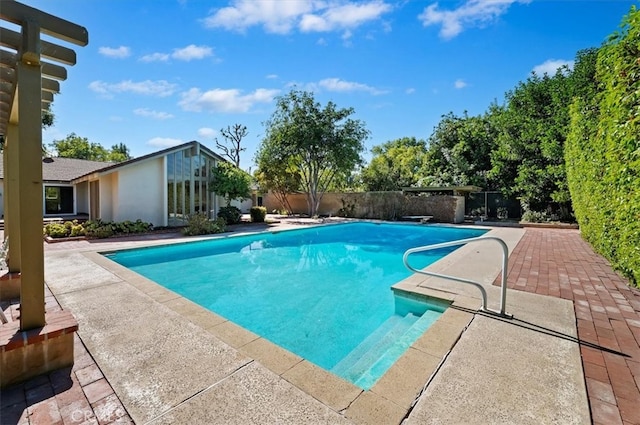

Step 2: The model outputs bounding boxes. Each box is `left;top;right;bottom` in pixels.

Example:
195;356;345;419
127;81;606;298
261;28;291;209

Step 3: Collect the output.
488;66;578;217
254;141;300;214
209;161;251;206
215;124;247;167
361;137;428;191
49;133;131;162
259;89;369;217
422;111;499;189
109;143;132;162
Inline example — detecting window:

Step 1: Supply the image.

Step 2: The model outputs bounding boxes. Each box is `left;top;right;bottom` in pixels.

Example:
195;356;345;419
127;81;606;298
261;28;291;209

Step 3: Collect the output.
166;147;220;226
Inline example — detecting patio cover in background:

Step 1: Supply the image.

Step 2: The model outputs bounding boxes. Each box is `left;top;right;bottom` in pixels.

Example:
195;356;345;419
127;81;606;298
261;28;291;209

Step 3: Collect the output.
0;1;87;330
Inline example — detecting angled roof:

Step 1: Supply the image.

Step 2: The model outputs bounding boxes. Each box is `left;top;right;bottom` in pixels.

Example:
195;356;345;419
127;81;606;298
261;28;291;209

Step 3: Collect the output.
0;141;227;184
0;156;111;183
71;140;227;183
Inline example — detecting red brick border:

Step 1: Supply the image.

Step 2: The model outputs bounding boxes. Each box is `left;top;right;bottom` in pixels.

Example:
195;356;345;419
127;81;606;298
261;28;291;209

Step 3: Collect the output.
496;229;640;425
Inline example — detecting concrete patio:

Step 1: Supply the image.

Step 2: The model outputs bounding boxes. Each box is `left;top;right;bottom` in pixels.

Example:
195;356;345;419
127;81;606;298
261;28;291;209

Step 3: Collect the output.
1;219;638;424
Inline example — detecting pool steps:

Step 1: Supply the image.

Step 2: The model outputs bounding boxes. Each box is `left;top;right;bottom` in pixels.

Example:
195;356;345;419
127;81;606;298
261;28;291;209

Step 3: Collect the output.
331;310;442;389
331;314;418;377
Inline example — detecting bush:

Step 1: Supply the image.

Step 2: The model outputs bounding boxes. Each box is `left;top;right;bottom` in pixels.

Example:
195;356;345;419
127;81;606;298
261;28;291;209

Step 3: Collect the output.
218;206;242;225
45;223;69;238
182;213;226;236
44;218;154;239
70;225;86;237
521;210;550;223
250;206;267;223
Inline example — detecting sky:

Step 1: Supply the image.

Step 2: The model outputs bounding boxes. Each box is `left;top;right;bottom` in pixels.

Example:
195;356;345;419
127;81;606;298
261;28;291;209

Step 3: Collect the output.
18;0;639;171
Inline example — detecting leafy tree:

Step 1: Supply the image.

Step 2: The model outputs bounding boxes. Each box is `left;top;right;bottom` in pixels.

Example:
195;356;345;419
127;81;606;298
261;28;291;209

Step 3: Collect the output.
259;89;369;216
488;64;582;217
42;106;54;129
361;137;427;191
215;124;247;167
109;143;132;162
209;161;251;206
254;141;300;214
49;133;131;163
50;133;108;160
422;111;499;189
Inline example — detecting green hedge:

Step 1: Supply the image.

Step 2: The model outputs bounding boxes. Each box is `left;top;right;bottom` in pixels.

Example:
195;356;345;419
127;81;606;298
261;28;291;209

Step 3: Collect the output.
565;7;640;286
44;219;153;239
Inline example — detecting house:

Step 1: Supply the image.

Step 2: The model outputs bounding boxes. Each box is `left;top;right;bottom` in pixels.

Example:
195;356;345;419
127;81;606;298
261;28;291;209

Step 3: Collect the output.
0;141;253;226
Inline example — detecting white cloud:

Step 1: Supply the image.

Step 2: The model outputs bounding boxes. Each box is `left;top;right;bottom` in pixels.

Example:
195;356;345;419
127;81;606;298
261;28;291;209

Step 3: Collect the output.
88;80;177;97
203;0;315;33
300;1;393;33
198;127;217;139
203;0;392;35
454;79;467;89
172;45;213;61
140;52;170;63
317;78;387;95
140;45;213;63
179;88;280;113
147;137;184;148
98;46;131;59
266;74;279;80
405;88;415;94
532;59;574;76
133;108;174;120
418;0;528;39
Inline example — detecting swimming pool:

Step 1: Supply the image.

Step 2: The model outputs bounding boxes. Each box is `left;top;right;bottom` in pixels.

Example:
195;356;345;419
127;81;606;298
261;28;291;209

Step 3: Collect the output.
105;222;486;389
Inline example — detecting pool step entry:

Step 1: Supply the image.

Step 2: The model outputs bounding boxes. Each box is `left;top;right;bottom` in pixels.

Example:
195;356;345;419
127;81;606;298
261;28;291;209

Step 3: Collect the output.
331;310;442;390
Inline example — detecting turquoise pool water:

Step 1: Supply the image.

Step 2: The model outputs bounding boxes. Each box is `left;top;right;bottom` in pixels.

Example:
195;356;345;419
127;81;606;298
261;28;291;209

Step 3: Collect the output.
105;222;486;389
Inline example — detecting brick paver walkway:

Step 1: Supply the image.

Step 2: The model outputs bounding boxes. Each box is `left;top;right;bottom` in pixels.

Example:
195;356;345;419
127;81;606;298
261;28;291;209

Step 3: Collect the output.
497;228;640;425
0;286;132;424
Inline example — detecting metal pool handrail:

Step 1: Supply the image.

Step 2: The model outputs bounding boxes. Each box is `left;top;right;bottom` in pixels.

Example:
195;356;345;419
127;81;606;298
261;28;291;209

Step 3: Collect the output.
402;236;511;317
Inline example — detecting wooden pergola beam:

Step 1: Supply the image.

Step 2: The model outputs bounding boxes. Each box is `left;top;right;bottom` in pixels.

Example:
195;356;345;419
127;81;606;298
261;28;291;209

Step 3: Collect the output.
0;27;77;66
0;51;68;80
0;0;88;46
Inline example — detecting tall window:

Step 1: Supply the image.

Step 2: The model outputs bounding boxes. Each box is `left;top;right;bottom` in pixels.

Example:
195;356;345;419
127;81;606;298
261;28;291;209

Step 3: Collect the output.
167;147;218;226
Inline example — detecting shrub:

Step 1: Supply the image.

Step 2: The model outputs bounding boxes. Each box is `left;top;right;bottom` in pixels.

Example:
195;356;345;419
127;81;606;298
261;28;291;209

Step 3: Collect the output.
45;223;69;238
218;206;242;225
182;213;227;236
521;210;550;223
250;206;267;223
70;225;86;237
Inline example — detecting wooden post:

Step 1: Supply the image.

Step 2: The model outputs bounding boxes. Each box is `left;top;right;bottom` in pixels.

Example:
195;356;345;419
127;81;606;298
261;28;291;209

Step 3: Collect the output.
17;20;45;330
4;124;22;273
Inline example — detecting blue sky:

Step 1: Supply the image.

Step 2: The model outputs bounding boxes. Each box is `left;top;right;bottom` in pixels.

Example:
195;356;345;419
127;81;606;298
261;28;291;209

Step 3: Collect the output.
23;0;637;171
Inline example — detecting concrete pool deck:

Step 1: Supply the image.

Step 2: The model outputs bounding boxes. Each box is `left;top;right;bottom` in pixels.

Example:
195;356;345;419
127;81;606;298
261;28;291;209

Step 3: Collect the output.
3;218;637;423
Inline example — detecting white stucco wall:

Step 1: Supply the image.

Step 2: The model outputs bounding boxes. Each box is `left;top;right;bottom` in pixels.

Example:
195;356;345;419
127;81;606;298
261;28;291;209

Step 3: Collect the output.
76;181;89;215
113;158;164;226
230;197;253;213
99;173;114;221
